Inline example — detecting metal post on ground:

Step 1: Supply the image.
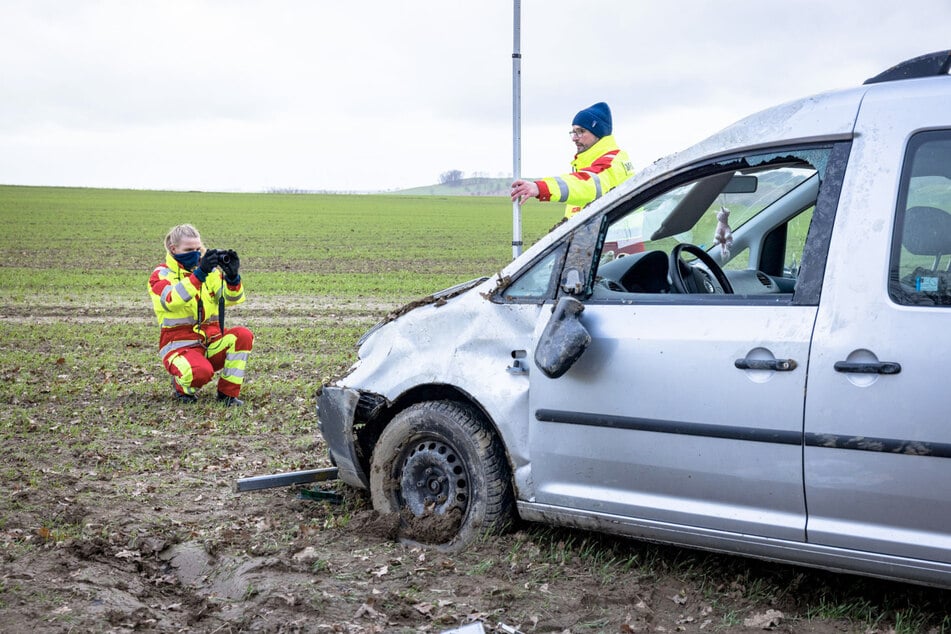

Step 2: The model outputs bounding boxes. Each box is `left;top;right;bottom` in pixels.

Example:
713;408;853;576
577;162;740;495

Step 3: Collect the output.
234;467;339;492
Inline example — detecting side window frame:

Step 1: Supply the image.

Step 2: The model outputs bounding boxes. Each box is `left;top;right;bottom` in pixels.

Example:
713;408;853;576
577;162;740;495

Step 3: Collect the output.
792;142;851;306
575;141;851;306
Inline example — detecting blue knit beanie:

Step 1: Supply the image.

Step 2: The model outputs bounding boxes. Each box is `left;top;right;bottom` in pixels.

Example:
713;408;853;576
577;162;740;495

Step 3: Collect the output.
572;102;612;138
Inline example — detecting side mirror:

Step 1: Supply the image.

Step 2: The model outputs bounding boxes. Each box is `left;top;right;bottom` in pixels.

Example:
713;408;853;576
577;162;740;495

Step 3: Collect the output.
534;296;592;379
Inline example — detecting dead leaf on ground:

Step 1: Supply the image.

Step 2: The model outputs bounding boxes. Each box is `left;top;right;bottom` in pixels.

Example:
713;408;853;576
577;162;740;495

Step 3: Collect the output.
354;602;385;620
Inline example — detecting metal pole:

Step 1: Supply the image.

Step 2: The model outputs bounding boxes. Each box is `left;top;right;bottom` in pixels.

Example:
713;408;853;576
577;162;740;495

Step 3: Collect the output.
512;0;523;259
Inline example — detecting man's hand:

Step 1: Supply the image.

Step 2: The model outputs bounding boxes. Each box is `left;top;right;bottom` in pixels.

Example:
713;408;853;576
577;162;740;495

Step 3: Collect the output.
511;180;539;204
220;250;241;284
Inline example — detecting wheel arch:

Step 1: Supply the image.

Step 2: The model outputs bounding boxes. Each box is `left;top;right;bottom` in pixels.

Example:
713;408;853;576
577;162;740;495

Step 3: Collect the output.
354;383;514;491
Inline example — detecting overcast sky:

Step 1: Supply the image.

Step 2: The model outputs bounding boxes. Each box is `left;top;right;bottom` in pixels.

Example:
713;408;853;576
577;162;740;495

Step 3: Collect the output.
2;1;950;193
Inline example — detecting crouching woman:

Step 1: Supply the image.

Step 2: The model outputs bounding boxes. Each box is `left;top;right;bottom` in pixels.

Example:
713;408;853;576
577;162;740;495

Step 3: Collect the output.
147;224;253;406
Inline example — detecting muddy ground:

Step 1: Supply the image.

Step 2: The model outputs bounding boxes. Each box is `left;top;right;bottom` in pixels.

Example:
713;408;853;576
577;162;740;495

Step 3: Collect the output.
6;421;951;633
1;303;949;633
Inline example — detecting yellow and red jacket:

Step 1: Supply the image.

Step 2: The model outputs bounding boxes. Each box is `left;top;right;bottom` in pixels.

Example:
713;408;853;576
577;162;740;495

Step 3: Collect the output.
148;251;246;359
535;134;635;218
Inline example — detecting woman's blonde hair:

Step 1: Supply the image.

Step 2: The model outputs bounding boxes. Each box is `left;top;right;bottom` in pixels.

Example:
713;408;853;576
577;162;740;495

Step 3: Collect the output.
164;224;201;251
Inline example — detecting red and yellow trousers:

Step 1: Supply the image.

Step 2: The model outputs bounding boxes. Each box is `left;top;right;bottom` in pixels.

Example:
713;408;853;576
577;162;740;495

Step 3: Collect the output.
161;326;254;398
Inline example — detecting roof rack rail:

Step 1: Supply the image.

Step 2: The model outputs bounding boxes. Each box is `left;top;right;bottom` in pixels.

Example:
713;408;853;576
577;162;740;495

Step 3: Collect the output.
864;50;951;85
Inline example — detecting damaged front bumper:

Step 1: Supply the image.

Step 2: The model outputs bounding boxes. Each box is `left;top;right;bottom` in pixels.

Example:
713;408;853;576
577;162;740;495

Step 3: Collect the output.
317;386;383;489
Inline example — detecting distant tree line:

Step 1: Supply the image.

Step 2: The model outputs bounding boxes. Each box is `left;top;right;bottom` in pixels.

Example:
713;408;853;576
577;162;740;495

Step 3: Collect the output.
439;170;464;185
439;170;510;186
267;187;312;194
265;170;513;195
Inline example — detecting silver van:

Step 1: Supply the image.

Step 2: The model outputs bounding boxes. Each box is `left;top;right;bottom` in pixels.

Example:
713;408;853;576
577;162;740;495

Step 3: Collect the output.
318;50;951;589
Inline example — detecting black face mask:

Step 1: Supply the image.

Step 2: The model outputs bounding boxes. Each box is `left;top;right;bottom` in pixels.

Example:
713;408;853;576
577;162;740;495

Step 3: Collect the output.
173;250;201;270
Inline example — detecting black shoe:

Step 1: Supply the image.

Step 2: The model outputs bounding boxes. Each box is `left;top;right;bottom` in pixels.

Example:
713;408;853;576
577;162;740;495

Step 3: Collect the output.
217;392;244;407
172;378;197;403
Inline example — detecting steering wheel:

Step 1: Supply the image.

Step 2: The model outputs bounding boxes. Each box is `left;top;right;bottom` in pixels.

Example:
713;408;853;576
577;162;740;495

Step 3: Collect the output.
668;243;734;294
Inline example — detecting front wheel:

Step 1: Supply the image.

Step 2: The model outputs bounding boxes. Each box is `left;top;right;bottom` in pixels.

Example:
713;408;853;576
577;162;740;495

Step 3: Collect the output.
369;400;514;551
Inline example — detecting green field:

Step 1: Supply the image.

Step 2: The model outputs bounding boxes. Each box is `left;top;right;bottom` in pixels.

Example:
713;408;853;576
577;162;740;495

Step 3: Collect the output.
0;183;563;412
0;184;561;302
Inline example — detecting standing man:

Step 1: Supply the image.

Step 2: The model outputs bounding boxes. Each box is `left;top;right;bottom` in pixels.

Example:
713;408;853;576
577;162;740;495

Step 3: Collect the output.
148;224;253;406
511;102;634;218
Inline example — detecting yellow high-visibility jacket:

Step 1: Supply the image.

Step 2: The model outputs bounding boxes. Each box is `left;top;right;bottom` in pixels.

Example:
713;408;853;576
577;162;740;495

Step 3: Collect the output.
148;251;246;359
535;135;635;218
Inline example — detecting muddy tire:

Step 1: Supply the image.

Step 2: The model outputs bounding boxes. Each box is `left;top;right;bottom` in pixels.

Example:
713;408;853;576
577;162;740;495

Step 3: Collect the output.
369;400;514;551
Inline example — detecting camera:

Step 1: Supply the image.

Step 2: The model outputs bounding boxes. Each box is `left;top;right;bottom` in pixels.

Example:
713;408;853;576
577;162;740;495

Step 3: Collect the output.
210;248;232;264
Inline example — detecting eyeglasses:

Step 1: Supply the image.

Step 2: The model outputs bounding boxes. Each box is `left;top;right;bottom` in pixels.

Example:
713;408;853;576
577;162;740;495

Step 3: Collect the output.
568;128;589;138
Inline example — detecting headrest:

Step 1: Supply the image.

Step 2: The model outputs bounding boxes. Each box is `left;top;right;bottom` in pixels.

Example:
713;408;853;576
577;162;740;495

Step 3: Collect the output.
903;206;951;255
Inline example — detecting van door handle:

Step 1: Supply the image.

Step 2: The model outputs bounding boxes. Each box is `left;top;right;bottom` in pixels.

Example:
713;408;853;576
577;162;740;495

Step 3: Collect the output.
734;358;797;371
834;361;901;375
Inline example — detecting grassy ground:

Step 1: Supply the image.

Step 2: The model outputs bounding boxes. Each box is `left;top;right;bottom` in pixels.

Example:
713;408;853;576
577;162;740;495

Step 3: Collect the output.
1;185;949;632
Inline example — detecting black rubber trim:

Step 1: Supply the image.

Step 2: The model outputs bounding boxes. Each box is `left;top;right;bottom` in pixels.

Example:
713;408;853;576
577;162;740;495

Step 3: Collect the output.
535;409;951;458
534;409;800;445
804;433;951;458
